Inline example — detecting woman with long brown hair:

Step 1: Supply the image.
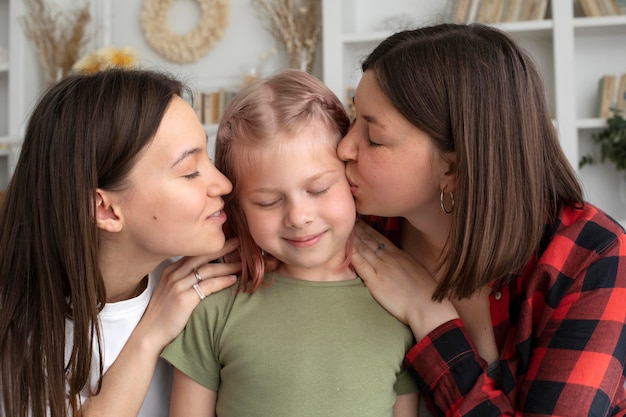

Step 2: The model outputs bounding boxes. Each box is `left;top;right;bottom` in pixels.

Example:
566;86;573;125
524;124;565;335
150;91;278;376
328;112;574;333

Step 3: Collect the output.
0;69;239;417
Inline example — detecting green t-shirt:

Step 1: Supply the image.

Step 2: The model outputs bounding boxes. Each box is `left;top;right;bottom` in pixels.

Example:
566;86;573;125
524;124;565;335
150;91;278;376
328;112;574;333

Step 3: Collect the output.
162;272;418;417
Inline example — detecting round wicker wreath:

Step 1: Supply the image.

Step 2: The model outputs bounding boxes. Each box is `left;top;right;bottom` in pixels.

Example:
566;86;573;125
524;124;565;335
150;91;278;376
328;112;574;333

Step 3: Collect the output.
141;0;229;64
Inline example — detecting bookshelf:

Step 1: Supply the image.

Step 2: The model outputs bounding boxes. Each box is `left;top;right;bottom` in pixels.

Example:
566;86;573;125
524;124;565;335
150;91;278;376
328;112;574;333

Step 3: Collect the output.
0;0;22;190
322;0;626;225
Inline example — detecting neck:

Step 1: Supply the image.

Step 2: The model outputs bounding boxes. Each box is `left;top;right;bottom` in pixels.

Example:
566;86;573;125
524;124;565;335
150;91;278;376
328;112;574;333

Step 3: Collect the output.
99;238;162;302
400;217;450;277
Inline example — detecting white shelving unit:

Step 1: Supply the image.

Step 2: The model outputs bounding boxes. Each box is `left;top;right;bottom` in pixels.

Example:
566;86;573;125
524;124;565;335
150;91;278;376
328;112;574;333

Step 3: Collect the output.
322;0;626;226
0;0;25;190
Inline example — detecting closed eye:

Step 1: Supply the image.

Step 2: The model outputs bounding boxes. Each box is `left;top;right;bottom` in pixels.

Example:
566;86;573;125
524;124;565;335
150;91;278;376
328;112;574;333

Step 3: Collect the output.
367;138;382;147
184;171;201;179
256;198;282;208
310;187;330;196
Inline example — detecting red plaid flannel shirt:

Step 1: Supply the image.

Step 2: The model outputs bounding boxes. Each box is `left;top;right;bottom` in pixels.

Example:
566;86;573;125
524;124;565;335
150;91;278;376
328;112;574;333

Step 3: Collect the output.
367;204;626;416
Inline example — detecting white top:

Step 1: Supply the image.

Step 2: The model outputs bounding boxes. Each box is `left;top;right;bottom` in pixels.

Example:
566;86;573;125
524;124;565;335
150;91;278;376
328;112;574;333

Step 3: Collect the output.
65;262;172;417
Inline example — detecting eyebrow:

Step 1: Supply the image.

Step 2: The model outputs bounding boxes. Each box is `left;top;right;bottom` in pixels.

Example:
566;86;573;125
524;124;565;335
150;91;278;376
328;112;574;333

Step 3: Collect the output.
362;114;383;127
248;170;338;193
170;147;201;168
170;134;209;168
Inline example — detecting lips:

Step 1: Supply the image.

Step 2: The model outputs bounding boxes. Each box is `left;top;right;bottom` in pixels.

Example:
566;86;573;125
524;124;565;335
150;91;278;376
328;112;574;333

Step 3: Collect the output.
208;210;222;218
346;177;358;195
207;207;227;223
284;231;326;248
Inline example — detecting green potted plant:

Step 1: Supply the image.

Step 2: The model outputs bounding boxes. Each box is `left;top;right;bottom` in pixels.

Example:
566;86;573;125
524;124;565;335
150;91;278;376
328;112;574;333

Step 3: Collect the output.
579;109;626;172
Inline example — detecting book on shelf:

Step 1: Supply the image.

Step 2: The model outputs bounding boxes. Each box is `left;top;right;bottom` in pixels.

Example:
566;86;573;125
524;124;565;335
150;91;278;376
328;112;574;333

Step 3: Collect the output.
517;0;534;20
529;0;549;20
466;0;482;23
598;0;621;14
507;0;526;21
617;73;626;113
502;0;519;21
579;0;623;15
596;74;617;119
446;0;548;24
606;0;623;14
345;87;356;120
477;0;501;23
450;0;471;23
580;0;604;16
196;88;239;125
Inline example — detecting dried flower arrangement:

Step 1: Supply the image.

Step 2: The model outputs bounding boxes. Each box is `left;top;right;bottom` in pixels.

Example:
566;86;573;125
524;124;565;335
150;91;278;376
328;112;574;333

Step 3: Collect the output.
251;0;321;73
21;0;92;86
72;47;139;75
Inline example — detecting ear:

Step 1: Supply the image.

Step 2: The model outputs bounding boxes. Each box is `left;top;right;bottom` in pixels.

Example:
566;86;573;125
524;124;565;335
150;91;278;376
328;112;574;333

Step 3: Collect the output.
439;151;458;193
95;189;123;233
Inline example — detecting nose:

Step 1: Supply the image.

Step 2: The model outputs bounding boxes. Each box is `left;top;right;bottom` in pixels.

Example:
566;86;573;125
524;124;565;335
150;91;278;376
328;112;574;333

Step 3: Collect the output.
284;199;314;228
337;129;357;162
207;165;233;196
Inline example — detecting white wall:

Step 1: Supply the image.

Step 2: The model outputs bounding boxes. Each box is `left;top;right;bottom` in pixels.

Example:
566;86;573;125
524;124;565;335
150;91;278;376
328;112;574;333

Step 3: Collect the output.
17;0;323;132
102;0;303;91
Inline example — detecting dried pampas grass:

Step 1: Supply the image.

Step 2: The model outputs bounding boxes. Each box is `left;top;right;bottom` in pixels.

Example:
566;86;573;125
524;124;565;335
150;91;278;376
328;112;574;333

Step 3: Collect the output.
22;0;92;86
251;0;321;73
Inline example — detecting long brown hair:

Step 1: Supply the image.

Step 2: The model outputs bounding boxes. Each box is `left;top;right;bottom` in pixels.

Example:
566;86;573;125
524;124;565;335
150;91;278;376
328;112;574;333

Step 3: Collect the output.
214;69;350;292
362;24;583;300
0;69;185;417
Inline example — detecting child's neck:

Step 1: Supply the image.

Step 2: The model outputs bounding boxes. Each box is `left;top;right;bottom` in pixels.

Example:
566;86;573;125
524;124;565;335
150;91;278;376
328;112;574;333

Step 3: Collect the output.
276;264;357;282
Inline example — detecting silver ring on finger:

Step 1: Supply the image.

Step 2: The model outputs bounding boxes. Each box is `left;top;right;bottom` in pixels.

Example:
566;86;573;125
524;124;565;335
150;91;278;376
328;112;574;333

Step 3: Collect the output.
192;283;206;300
374;242;385;254
193;267;203;283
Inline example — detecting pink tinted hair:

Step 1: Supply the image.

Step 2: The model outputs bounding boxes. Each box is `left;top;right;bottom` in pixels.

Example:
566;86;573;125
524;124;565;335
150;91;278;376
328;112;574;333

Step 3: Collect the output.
215;69;351;292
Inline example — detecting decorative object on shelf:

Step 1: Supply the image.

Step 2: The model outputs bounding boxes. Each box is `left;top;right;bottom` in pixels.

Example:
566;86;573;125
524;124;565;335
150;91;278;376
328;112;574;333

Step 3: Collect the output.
21;0;92;86
579;109;626;173
251;0;321;73
141;0;229;64
72;47;139;74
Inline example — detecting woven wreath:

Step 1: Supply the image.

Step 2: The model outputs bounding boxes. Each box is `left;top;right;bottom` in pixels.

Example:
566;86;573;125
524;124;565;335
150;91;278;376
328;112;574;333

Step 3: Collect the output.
141;0;229;64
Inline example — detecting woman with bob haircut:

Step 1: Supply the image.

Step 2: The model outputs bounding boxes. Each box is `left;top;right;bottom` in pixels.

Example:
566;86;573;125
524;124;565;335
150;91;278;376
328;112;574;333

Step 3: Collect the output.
338;23;626;416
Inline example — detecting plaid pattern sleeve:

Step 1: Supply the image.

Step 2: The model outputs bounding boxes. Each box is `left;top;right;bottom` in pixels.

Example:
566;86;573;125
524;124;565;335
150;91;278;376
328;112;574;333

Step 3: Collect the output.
404;204;626;416
360;215;402;247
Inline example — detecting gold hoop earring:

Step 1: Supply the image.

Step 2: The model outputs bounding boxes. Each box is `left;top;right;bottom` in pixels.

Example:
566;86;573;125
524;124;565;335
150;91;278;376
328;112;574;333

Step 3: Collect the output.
440;190;454;214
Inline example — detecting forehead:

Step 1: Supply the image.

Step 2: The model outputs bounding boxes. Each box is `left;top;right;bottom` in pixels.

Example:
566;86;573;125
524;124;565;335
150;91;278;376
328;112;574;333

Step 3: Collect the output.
128;96;205;175
238;126;343;187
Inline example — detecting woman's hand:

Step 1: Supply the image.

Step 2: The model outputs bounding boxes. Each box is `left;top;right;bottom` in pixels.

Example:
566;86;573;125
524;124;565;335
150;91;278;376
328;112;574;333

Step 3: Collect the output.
351;221;459;342
81;239;241;417
139;238;241;351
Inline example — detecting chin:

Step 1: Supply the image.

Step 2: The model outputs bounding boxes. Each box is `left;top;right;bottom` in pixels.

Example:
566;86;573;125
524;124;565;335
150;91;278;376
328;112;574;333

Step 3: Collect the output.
204;234;226;252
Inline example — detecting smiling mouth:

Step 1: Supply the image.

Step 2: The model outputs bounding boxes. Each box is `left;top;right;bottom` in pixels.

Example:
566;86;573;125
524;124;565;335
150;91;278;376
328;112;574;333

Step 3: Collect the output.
284;231;326;248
